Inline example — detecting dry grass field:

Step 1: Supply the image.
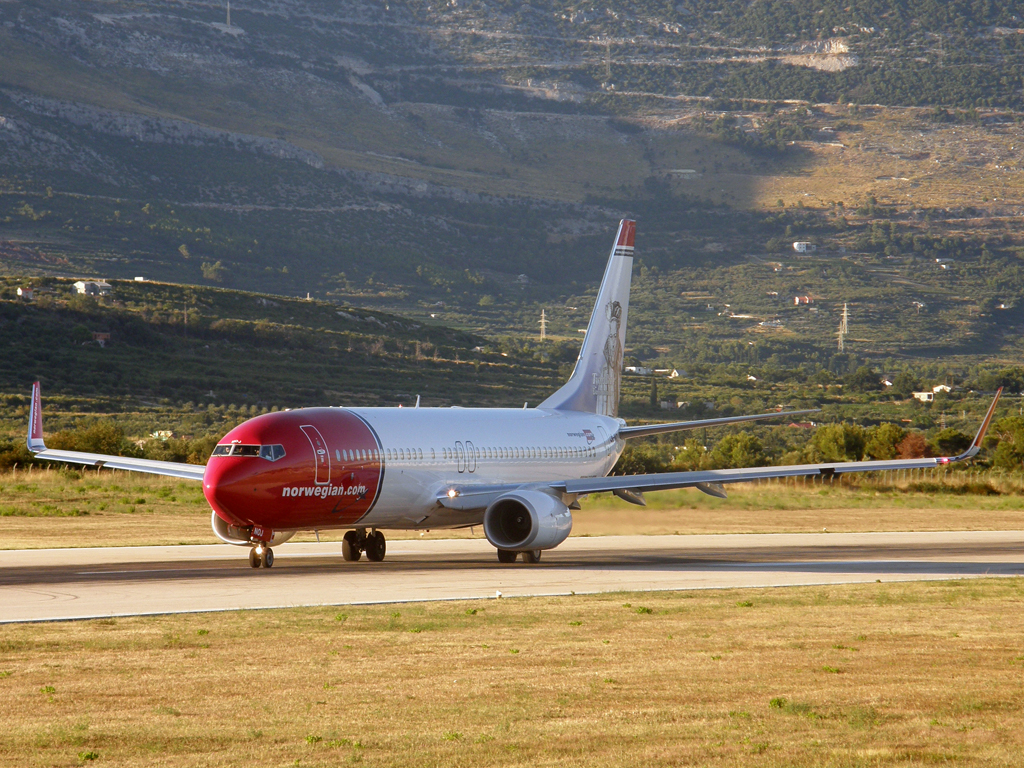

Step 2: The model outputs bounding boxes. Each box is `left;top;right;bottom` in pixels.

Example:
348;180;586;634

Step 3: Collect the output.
1;468;1022;549
2;579;1024;766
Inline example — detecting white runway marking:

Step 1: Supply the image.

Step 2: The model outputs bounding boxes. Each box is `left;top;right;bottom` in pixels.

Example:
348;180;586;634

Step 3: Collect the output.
1;532;1022;623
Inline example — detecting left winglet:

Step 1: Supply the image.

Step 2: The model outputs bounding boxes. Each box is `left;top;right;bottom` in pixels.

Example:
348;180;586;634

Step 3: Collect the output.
27;381;46;452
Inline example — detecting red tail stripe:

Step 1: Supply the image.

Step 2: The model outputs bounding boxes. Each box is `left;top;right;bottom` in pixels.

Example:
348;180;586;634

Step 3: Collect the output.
617;219;636;248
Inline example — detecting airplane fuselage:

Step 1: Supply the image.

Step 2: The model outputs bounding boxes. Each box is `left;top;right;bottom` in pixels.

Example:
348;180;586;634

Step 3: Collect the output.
203;407;625;533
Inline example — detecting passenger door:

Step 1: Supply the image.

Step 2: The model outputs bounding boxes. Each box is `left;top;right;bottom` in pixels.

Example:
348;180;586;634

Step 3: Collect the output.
300;425;331;485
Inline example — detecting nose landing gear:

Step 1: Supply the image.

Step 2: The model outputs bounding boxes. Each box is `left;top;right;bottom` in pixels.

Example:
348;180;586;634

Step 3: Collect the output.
248;545;274;569
341;529;387;562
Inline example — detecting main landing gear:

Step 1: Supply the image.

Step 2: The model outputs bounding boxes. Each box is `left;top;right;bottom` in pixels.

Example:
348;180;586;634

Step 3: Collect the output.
497;549;542;564
249;544;274;569
342;529;387;562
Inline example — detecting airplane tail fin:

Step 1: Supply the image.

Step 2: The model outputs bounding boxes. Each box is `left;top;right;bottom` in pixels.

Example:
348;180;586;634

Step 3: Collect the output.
539;219;635;416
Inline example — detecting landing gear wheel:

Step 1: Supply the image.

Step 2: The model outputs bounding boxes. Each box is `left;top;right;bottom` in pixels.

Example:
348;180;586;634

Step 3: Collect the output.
262;547;274;568
365;531;387;562
497;549;518;564
342;531;362;562
521;550;542;564
248;548;262;569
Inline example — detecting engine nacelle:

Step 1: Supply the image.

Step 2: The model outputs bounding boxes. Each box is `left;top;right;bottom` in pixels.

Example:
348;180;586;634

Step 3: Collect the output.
483;490;573;551
210;510;296;547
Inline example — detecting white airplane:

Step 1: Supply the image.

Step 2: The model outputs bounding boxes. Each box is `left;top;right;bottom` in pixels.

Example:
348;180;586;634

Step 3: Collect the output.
26;220;1001;568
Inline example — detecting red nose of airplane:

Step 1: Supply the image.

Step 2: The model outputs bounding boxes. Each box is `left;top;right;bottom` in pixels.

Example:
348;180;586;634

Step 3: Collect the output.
204;457;258;527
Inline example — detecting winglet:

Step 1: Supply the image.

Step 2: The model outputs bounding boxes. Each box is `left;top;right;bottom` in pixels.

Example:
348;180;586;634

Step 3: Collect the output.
967;387;1001;455
27;381;46;453
940;387;1001;463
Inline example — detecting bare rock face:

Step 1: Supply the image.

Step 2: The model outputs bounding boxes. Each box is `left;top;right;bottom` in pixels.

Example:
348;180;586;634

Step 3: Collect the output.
782;53;860;72
4;91;325;169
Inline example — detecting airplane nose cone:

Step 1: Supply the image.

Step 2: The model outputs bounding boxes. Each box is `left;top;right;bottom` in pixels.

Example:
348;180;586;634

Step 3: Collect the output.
204;459;256;526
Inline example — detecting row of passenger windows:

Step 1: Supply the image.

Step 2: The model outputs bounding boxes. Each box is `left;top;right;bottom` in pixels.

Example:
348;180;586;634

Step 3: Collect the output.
440;446;596;461
336;446;599;463
213;443;598;464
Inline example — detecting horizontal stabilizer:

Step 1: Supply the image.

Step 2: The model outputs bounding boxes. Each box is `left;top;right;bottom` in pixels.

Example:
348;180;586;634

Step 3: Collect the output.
618;409;819;439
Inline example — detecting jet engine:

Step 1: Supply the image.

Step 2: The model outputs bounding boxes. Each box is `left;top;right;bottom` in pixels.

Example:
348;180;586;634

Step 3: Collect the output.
483;490;573;551
210;510;296;547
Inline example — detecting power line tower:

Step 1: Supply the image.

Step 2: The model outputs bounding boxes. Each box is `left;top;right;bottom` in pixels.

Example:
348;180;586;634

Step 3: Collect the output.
539;309;547;342
837;302;849;352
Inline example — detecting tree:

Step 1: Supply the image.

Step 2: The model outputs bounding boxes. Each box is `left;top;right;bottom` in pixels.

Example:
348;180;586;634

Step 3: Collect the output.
671;438;707;471
707;433;766;469
649;379;659;408
864;423;906;460
845;365;881;392
811;423;865;462
990;416;1024;470
896;432;931;459
976;368;1024;392
201;261;226;282
48;423;141;457
611;444;671;475
892;371;919;399
931;428;971;457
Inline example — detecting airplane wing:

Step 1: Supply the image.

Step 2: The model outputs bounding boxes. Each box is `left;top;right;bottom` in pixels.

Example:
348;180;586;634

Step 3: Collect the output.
26;382;207;482
617;409;819;439
440;389;1002;510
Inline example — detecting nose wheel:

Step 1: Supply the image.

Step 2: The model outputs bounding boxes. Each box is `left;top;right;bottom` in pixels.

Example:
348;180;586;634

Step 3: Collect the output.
341;529;386;562
248;546;274;568
342;530;362;561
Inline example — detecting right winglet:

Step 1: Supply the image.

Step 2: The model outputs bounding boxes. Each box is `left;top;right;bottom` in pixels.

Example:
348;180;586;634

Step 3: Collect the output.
27;381;46;453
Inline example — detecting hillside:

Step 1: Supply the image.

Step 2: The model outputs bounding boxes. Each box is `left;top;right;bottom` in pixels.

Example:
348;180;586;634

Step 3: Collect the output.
0;277;562;441
1;0;1024;380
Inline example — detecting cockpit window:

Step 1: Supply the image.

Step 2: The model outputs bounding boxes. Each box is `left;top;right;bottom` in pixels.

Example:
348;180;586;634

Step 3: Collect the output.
212;443;286;461
260;444;286;461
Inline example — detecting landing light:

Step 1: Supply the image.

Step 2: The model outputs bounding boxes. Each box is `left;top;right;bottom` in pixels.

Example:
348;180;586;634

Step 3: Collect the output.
447;489;458;498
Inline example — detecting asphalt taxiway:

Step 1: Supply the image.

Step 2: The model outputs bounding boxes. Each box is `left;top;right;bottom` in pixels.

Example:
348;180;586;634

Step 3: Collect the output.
1;531;1022;623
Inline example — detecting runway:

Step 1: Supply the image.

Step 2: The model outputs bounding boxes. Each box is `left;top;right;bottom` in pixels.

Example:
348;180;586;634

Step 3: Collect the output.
2;531;1022;623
